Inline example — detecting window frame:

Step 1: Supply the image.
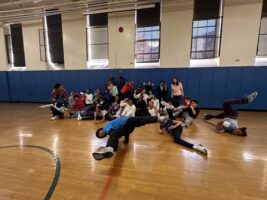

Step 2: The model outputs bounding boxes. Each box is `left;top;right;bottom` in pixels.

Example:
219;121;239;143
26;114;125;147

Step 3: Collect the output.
135;24;161;63
190;17;223;60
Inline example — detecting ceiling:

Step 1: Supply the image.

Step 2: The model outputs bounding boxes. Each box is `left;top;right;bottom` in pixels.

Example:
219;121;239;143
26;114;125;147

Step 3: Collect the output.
0;0;262;22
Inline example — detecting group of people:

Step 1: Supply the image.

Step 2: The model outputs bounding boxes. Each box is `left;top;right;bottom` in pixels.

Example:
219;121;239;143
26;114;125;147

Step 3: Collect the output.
47;72;258;161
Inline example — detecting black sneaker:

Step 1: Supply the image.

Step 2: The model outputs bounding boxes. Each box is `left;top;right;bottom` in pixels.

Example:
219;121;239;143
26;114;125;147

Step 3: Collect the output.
92;147;114;160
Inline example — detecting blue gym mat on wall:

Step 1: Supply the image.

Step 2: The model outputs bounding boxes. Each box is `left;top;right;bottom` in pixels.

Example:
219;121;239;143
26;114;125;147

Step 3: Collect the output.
0;66;266;110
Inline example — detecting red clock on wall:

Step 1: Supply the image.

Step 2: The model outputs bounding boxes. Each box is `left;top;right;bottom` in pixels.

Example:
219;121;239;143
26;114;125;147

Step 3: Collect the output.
118;27;123;32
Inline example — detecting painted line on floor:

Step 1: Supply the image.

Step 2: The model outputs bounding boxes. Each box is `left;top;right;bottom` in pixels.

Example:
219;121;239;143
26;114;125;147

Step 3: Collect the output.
0;145;60;200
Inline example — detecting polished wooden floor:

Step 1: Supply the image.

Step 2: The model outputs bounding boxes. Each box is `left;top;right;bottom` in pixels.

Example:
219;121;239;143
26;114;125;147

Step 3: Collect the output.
0;103;267;200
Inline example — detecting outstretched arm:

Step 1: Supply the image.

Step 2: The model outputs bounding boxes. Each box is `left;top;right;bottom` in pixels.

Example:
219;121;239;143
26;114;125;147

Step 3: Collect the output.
216;121;225;133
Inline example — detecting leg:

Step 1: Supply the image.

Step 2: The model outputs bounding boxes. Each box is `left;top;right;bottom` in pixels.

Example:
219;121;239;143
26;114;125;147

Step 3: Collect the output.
92;128;126;161
204;112;225;120
124;116;158;129
172;126;194;148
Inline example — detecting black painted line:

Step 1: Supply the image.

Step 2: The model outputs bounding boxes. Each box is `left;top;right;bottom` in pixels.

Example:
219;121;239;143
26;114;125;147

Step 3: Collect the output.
0;145;60;200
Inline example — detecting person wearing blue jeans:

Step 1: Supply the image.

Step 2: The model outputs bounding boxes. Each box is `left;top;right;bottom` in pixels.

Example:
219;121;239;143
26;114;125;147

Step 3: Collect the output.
92;116;158;160
204;91;258;136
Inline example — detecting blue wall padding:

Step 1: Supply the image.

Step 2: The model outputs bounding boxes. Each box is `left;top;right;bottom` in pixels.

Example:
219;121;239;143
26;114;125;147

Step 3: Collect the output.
0;67;266;110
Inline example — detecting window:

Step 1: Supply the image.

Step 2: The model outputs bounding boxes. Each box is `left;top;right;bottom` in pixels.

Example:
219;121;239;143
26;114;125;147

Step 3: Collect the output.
135;3;161;64
4;23;26;67
136;26;160;63
191;0;223;60
257;0;267;56
86;13;108;68
39;10;64;68
191;18;222;59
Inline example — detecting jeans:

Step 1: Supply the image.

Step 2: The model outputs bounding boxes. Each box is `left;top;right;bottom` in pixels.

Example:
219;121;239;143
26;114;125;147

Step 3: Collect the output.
205;97;248;120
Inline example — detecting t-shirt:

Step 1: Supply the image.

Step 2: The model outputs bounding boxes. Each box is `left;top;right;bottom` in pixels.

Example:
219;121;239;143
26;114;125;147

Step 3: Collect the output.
223;118;239;132
103;117;130;134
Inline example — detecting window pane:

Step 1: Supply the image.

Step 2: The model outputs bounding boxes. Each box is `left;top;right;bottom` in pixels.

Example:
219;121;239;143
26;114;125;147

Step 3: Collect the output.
205;51;214;58
198;20;208;27
144;54;151;62
137;32;145;40
198;28;207;36
89;44;108;60
207;27;216;36
152;31;160;39
137;27;145;32
260;17;267;34
88;27;108;44
193;21;198;27
152;26;160;30
192;39;197;51
136;41;144;53
206;38;215;50
208;19;216;26
151;53;159;60
196;52;205;59
143;41;152;53
144;31;152;40
258;35;267;55
197;38;206;51
193;28;198;37
191;52;196;59
144;27;152;31
151;41;159;53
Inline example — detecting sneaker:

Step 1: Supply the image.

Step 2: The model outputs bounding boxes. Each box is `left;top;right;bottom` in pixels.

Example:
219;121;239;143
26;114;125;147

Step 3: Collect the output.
77;112;82;121
51;116;59;120
158;115;168;123
246;91;258;103
161;101;175;110
193;144;208;155
92;147;114;160
181;123;189;128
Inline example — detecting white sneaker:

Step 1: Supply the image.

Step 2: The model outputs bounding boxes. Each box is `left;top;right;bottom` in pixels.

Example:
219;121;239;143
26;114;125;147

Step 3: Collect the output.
193;144;208;155
247;91;258;103
158;115;168;123
92;147;114;160
77;112;82;121
161;101;171;109
181;123;189;128
51;116;59;120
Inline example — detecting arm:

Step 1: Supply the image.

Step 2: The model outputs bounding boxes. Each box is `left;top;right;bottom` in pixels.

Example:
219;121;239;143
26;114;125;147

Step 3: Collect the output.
169;120;182;130
216;121;225;133
179;83;184;97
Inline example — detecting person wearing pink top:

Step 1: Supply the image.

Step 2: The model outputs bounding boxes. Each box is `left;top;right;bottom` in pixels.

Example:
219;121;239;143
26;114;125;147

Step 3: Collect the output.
171;77;184;107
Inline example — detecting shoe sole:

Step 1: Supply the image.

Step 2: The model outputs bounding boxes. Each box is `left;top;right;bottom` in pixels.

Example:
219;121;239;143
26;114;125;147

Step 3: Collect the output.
92;152;113;160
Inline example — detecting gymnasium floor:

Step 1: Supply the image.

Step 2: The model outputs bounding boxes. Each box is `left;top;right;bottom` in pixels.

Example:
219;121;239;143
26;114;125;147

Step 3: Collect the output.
0;103;266;200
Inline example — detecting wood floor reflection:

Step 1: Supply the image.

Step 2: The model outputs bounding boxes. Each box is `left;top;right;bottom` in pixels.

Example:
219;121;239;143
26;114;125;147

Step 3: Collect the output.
0;103;266;200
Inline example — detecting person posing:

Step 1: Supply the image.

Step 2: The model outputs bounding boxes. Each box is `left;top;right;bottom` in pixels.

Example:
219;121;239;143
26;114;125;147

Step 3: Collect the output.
92;116;158;160
157;80;168;102
159;109;207;155
204;92;258;136
171;78;184;107
52;83;68;106
175;99;200;127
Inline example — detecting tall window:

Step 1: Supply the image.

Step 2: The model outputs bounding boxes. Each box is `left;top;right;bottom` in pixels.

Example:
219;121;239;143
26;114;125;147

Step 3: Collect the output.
191;0;223;60
39;10;64;68
257;0;267;56
135;3;161;64
86;13;108;68
4;23;26;67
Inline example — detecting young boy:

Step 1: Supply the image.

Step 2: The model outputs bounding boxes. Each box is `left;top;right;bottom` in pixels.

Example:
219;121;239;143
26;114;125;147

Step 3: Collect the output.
92;116;158;160
203;92;258;136
159;109;208;155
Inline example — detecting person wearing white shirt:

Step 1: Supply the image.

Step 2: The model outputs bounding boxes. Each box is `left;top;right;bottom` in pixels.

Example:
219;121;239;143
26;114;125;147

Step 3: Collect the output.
121;100;136;117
